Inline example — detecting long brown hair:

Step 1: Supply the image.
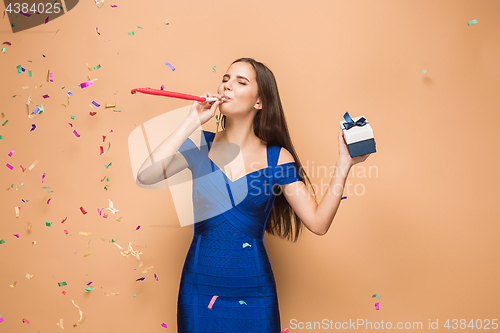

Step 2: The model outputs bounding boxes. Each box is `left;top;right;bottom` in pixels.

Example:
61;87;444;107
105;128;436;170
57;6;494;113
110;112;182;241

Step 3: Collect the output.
218;58;317;243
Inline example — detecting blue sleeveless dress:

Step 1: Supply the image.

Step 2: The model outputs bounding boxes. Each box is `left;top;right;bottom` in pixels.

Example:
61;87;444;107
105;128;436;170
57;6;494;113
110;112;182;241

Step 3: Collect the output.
176;130;303;333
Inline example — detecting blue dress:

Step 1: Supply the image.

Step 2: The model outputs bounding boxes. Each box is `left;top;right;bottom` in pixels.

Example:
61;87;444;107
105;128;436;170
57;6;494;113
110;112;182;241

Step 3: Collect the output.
177;130;303;333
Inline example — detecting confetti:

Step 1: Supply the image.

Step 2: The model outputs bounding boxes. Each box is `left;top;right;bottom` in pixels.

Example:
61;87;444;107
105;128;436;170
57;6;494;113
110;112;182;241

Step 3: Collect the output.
56;318;64;329
96;27;100;35
105;103;116;108
73;130;81;137
28;159;39;170
421;69;427;73
375;302;379;310
242;242;251;248
212;66;216;72
14;234;20;238
136;225;141;230
8;150;14;157
467;19;478;26
136;277;145;281
164;61;175;71
92;101;100;107
10;281;17;288
341;196;347;200
372;294;381;299
154;273;158;281
208;295;218;309
239;300;247;305
0;239;5;244
46;222;52;227
6;164;13;170
128;31;135;36
84;286;95;292
22;318;30;324
161;323;168;328
80;81;94;88
26;273;33;279
71;299;88;327
79;232;92;236
42;173;46;183
58;281;67;287
282;329;290;333
80;206;88;215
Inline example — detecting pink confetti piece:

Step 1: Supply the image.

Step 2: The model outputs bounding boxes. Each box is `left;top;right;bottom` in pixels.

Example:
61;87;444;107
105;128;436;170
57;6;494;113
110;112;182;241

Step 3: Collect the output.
136;225;141;230
64;230;69;234
44;16;49;24
42;173;46;183
42;94;50;99
102;135;106;142
110;4;117;7
62;291;66;295
61;217;67;223
208;295;218;309
47;198;51;204
8;150;14;157
103;213;108;218
161;84;164;90
6;163;13;170
96;27;100;35
89;111;97;116
14;234;20;238
20;11;31;17
68;123;73;127
73;130;80;137
49;72;53;82
22;318;30;324
161;323;167;328
0;317;4;323
282;329;290;333
375;302;379;310
80;81;93;88
154;273;158;281
80;206;88;215
3;41;12;45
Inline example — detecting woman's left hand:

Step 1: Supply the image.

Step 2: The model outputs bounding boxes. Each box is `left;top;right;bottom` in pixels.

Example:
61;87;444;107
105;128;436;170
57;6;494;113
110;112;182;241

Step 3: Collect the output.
337;129;371;168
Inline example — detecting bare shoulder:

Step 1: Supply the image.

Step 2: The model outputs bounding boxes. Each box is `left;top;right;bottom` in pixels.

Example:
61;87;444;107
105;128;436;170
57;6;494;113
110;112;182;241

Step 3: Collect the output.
277;147;295;166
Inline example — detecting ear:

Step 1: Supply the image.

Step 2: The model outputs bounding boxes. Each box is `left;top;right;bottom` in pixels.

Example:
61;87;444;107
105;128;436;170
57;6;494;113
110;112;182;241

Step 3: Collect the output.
254;98;262;110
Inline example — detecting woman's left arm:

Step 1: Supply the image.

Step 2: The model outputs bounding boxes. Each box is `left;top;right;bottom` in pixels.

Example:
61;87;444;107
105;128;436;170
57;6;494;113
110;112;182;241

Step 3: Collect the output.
280;129;371;236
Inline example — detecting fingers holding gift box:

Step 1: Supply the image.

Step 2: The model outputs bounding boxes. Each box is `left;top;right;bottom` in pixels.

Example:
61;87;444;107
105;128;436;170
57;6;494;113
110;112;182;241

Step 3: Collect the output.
340;112;376;158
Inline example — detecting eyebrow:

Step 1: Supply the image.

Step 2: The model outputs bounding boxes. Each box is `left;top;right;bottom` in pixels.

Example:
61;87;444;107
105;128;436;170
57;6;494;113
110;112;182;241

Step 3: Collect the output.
223;74;250;82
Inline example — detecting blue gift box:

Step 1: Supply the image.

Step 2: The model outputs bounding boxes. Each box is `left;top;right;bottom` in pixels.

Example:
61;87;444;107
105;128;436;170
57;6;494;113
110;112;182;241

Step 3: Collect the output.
339;112;376;158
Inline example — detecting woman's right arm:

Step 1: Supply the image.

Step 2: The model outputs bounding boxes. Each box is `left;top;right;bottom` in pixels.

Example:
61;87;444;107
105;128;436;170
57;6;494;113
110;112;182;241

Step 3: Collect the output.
136;117;199;185
137;92;222;185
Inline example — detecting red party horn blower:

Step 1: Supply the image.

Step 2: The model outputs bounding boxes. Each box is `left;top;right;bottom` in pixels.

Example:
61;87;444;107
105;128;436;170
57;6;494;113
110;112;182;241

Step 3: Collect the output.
131;88;223;102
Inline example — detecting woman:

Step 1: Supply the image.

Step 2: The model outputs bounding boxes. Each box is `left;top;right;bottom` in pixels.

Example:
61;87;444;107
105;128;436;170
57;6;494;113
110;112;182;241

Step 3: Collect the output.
137;58;370;332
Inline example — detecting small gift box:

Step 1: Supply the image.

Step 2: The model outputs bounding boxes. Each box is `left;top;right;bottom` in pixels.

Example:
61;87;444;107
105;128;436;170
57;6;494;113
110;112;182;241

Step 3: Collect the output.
339;112;376;158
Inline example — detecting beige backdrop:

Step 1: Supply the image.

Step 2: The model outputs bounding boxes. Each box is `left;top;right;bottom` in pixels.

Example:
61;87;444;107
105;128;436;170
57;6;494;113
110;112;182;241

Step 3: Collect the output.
1;0;499;332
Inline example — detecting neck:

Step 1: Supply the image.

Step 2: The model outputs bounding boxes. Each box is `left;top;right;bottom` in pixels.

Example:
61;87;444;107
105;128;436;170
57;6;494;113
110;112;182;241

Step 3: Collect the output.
219;114;261;149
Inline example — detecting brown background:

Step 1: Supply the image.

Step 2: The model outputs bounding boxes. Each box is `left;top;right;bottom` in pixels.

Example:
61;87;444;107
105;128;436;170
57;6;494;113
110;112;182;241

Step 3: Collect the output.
1;0;499;332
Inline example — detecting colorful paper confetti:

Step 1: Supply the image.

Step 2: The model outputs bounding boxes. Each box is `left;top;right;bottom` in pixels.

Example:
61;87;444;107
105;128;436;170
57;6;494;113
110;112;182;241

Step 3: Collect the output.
164;61;175;71
467;19;478;26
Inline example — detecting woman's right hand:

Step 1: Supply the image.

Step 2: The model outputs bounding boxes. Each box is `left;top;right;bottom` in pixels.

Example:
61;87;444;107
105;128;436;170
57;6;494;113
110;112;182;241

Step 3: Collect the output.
187;91;222;126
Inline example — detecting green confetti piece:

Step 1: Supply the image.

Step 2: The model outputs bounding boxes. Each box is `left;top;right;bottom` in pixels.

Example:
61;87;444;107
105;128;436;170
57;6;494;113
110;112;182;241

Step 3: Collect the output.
113;109;122;112
27;60;32;62
242;242;251;248
138;26;143;29
0;239;5;244
1;47;6;53
467;19;478;26
12;22;17;27
65;234;72;236
421;69;427;73
70;116;75;120
42;186;51;189
2;120;8;126
46;222;52;227
104;185;108;191
128;32;135;35
0;135;3;139
58;281;67;287
62;86;65;89
28;71;32;77
133;293;137;297
84;287;95;292
111;238;118;243
93;64;101;70
47;191;54;193
105;162;112;169
372;294;381;299
17;65;22;73
239;300;247;305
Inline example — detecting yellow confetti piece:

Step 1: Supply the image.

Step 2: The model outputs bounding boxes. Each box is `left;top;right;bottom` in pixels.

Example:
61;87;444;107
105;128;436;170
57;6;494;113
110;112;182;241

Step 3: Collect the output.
16;182;26;191
121;242;142;260
83;252;92;257
15;206;20;218
116;216;123;222
105;103;116;108
35;84;43;89
32;241;36;245
28;223;32;229
28;160;39;170
56;318;64;329
22;86;29;89
26;273;33;280
10;281;17;288
79;232;92;236
71;300;88;327
106;199;119;214
105;292;119;296
140;265;154;273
